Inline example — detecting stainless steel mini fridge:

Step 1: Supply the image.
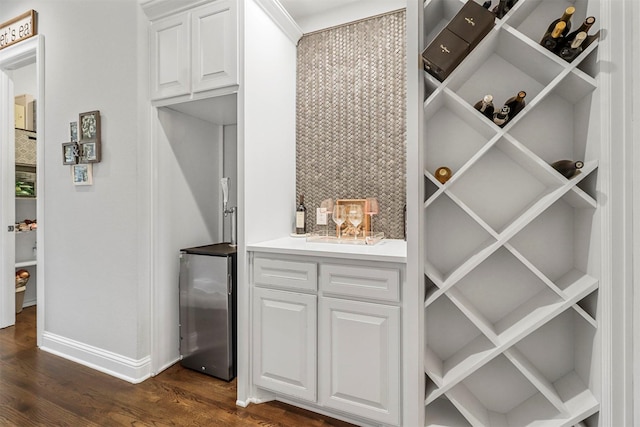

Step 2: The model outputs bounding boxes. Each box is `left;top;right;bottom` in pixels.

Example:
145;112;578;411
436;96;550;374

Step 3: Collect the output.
179;243;237;381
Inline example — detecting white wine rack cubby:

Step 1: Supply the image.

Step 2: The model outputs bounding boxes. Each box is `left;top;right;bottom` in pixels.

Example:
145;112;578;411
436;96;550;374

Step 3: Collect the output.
421;0;601;425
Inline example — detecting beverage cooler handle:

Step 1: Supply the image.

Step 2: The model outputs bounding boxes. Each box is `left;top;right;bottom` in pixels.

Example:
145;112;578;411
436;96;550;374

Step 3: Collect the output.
227;274;232;295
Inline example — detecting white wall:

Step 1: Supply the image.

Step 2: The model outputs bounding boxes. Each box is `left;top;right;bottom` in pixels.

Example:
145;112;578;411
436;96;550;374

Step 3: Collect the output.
0;1;150;368
243;0;297;245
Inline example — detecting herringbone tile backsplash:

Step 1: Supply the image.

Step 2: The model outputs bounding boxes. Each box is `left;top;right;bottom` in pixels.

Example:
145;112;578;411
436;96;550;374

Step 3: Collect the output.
296;10;407;239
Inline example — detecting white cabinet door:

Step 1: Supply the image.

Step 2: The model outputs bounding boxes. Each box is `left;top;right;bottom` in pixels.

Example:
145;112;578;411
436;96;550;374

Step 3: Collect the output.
319;297;401;426
253;287;317;402
150;13;190;100
191;0;237;93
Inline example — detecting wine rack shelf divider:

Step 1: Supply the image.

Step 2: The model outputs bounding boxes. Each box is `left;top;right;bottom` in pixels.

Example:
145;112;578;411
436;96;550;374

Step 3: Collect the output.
421;0;602;425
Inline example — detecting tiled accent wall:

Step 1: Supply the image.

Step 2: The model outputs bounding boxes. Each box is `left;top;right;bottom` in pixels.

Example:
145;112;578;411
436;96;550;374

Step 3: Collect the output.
296;10;406;239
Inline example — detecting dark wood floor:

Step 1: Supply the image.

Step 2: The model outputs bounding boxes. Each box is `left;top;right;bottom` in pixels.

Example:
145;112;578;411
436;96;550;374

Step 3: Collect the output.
0;306;355;426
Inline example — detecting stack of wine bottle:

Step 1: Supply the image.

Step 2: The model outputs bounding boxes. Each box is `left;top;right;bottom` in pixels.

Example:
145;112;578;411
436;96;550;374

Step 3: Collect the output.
540;7;598;63
474;90;526;128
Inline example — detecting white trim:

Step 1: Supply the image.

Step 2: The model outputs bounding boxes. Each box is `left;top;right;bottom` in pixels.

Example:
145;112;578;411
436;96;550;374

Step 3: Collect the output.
253;0;302;45
633;0;640;423
140;0;212;21
41;332;152;384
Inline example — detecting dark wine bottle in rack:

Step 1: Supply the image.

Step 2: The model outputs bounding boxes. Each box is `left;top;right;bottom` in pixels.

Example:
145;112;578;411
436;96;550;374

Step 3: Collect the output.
504;90;526;117
494;91;526;127
558;32;587;62
551;160;584;179
492;0;507;19
435;167;452;184
473;94;495;120
563;16;596;48
540;21;566;52
543;6;575;39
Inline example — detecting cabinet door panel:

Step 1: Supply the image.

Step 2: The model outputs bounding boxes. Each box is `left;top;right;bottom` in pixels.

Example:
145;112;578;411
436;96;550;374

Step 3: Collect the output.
320;297;400;425
150;14;190;100
192;0;237;92
253;288;316;402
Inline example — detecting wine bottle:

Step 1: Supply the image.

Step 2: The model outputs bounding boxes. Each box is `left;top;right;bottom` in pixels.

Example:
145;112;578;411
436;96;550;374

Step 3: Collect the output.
543;6;575;39
473;94;495;120
563;16;596;48
504;90;526;120
435;166;452;184
492;0;507;19
558;32;587;63
540;21;566;52
295;194;307;234
551;160;584;179
493;105;510;127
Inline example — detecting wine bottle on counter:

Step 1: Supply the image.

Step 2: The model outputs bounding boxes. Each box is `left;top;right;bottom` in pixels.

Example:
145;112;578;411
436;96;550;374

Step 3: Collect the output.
551;160;584;179
563;16;596;48
435;166;452;184
474;94;495;120
543;6;575;39
558;32;587;62
295;194;307;234
540;21;566;52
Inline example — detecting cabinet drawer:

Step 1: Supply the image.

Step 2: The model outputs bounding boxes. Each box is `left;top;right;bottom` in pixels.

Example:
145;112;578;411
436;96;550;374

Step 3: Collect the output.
320;264;400;302
254;257;317;291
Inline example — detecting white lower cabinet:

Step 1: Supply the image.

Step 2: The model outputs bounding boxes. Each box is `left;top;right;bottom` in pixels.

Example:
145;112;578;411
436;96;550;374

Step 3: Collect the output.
251;254;403;426
252;287;317;402
319;297;400;426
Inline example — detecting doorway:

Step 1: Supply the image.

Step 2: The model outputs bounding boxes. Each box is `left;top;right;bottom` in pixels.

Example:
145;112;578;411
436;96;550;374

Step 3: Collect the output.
0;36;45;347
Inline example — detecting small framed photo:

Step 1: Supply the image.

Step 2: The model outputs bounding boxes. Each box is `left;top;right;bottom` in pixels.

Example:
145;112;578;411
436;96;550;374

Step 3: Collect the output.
79;110;100;143
79;141;101;163
62;142;79;165
71;163;93;186
70;121;78;142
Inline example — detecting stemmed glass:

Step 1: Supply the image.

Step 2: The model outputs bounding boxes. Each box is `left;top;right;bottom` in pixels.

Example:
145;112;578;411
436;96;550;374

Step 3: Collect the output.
365;198;379;237
332;205;346;240
347;204;364;240
320;198;334;237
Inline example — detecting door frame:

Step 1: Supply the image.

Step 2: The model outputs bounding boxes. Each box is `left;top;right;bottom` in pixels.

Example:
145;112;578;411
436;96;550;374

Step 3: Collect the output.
0;35;45;346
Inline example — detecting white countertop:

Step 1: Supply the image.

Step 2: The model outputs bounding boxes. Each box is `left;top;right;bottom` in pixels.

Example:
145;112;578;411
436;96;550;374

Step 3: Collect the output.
247;236;407;263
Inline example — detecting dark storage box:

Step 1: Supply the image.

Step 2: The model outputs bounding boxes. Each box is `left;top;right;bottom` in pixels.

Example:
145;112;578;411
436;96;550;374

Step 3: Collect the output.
448;0;495;49
421;28;470;82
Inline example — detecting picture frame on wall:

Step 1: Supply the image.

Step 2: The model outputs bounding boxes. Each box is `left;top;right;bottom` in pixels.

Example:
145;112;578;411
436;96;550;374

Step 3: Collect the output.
71;163;93;186
62;142;79;165
80;141;100;163
70;121;78;142
79;110;100;142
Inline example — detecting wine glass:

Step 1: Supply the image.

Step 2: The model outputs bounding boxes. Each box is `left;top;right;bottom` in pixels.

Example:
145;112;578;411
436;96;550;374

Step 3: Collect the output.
320;198;334;236
365;198;379;237
332;205;346;239
347;204;364;239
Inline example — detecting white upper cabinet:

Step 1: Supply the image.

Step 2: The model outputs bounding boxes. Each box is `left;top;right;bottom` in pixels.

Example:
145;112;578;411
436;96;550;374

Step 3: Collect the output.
150;13;190;99
148;0;238;102
191;1;238;93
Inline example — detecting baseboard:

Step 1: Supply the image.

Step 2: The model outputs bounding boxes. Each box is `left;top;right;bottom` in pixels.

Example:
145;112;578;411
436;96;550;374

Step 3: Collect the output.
40;332;152;384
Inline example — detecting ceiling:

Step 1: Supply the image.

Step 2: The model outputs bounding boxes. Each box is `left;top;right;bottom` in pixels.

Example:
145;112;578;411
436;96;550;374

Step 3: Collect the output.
278;0;363;22
277;0;405;34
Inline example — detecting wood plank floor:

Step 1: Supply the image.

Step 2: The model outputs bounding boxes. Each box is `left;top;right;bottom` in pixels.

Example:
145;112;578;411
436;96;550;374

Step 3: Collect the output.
0;306;355;426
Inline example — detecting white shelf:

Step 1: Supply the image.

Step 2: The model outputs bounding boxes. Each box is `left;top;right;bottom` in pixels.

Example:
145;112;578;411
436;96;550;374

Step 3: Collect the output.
15;260;36;268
